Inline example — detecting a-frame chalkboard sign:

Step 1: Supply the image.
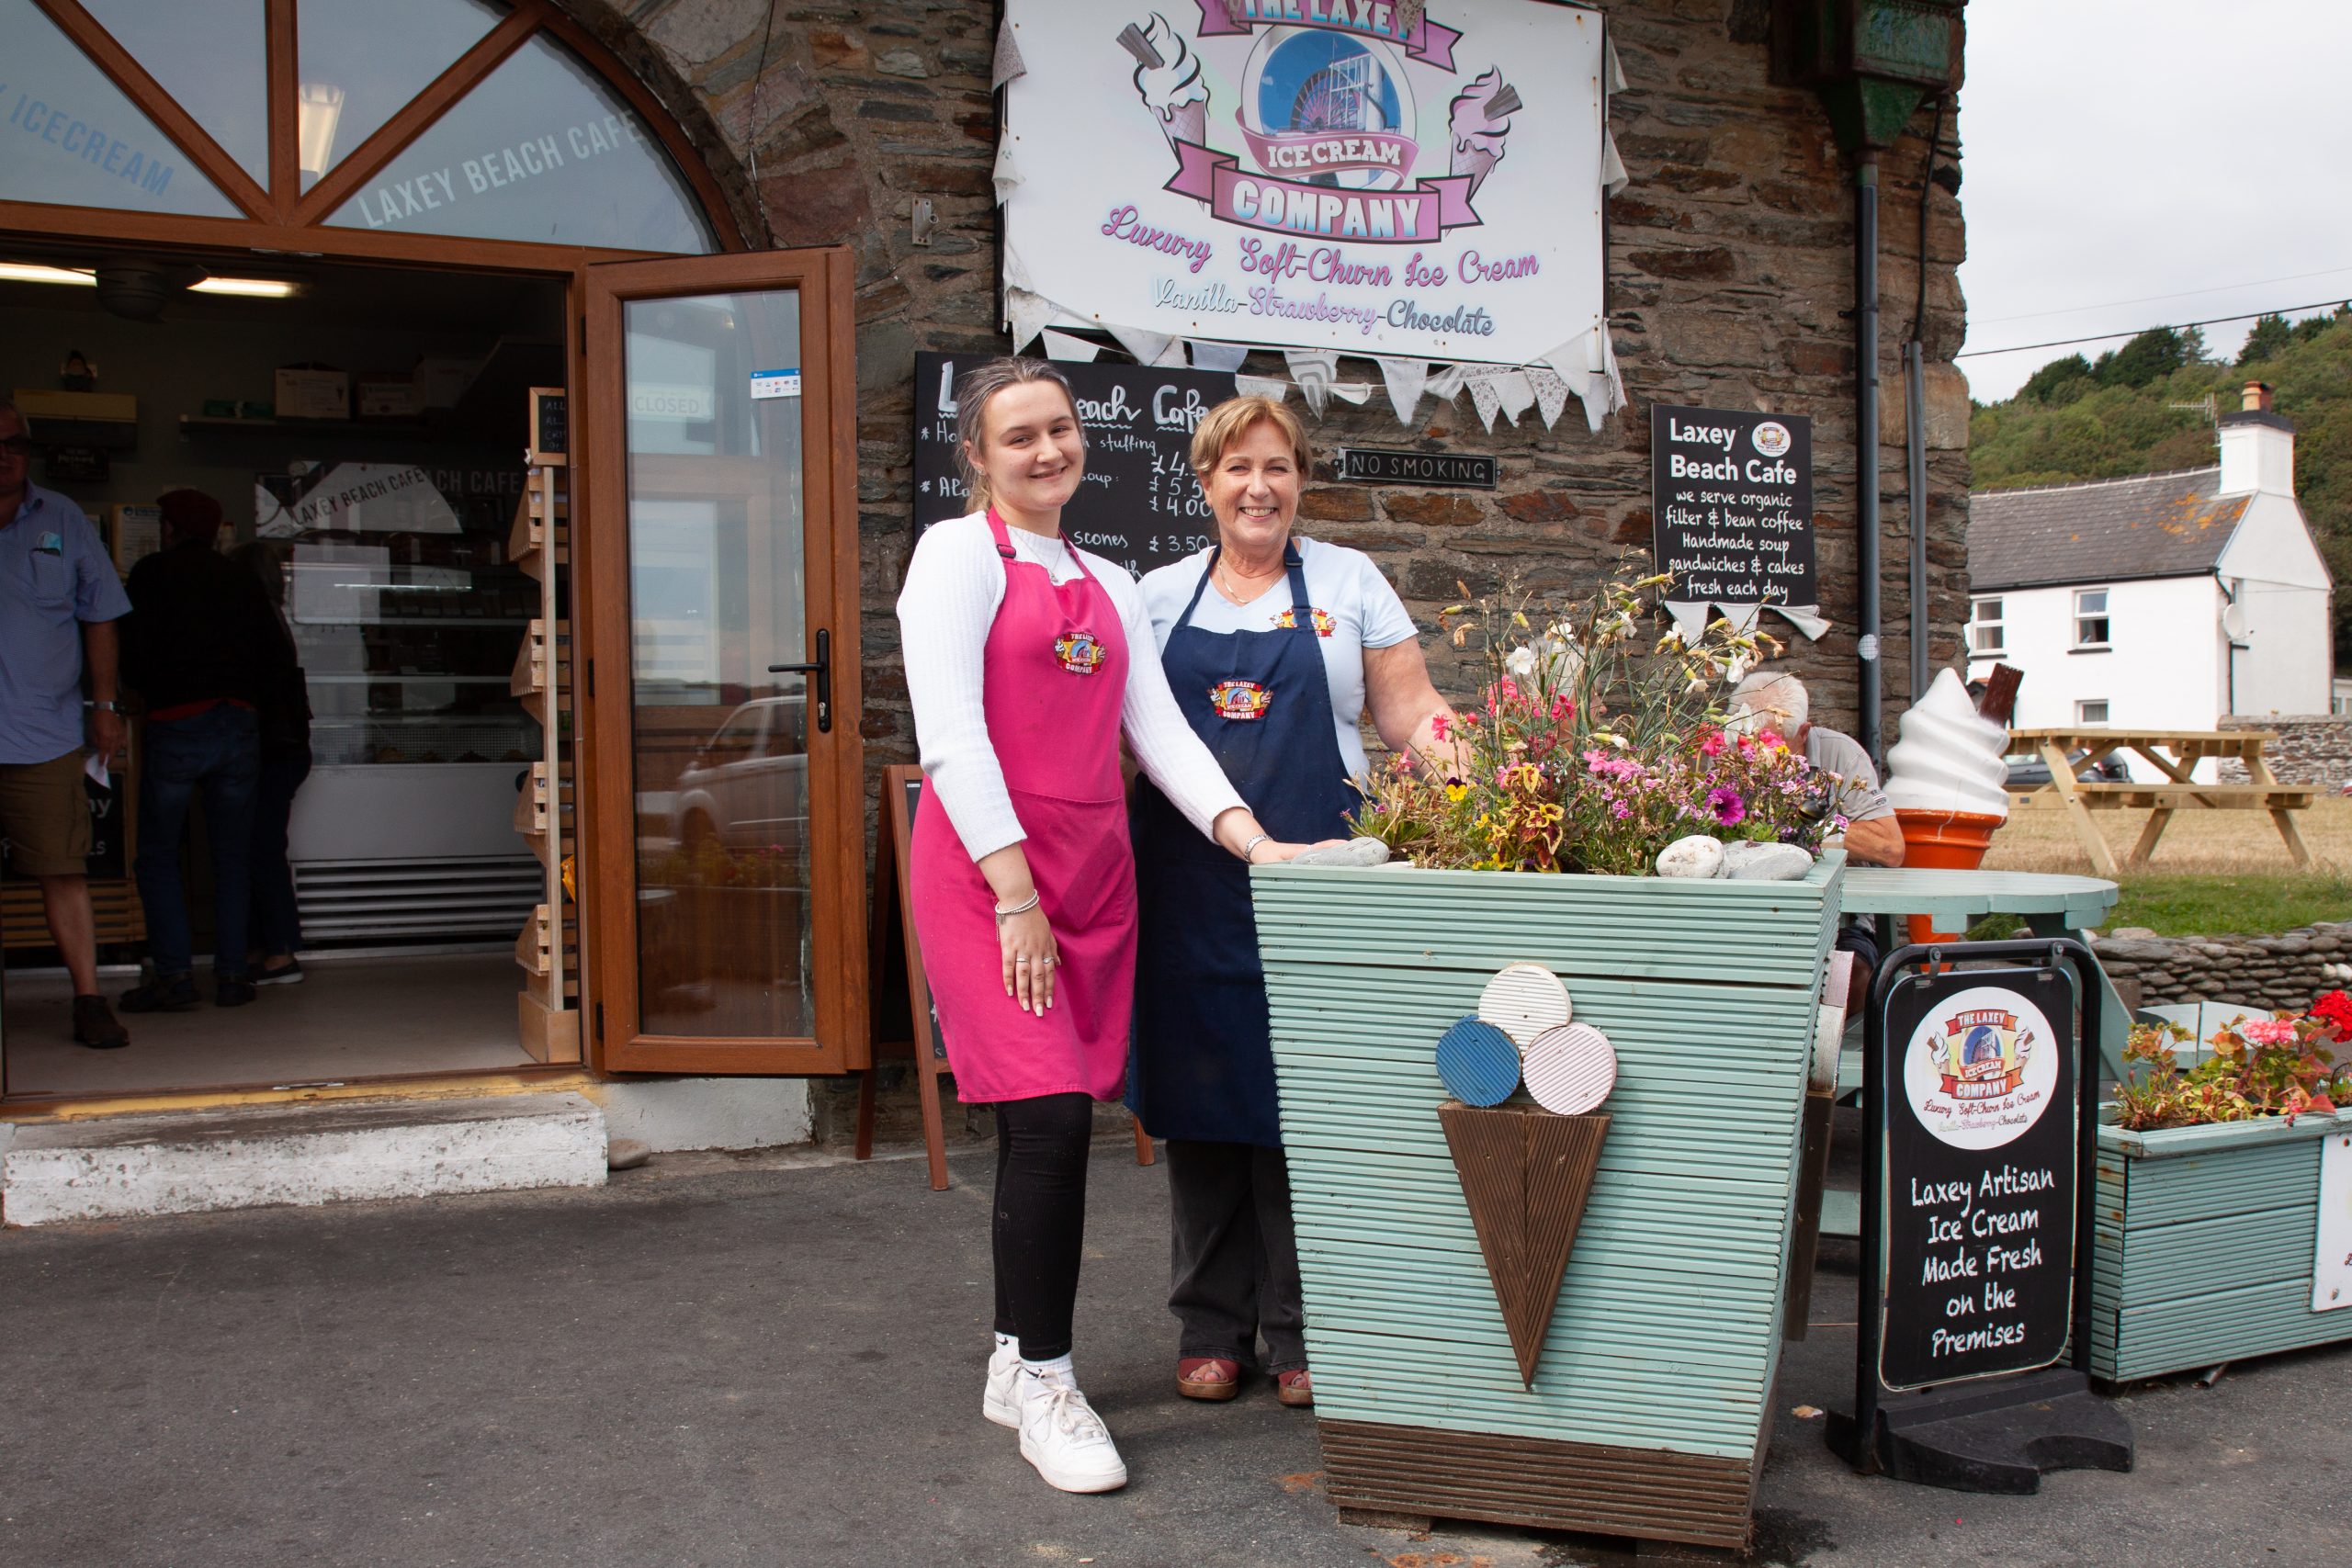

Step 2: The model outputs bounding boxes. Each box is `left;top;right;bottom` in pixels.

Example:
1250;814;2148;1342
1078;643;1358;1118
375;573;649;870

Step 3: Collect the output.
859;766;1153;1189
1829;938;2133;1492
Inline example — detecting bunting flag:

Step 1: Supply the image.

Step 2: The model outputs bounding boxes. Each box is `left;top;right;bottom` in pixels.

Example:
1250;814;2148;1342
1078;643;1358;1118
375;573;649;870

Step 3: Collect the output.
991;14;1026;89
1377;357;1430;425
1663;599;1714;648
1039;329;1101;363
992;141;1021;207
1233;375;1290;402
1107;322;1181;367
1006;288;1053;354
1664;597;1832;645
1424;364;1467;404
1528;366;1571;431
1464;371;1504;433
1284;349;1342;418
1494;370;1536;427
1188;340;1250;374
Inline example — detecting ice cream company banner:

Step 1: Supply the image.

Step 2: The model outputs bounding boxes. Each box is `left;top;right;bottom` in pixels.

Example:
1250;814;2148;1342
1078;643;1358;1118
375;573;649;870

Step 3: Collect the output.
1001;0;1607;366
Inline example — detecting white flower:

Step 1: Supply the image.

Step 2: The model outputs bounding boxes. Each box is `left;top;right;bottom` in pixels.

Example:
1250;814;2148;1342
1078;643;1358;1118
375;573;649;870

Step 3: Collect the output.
1724;652;1752;685
1505;646;1537;680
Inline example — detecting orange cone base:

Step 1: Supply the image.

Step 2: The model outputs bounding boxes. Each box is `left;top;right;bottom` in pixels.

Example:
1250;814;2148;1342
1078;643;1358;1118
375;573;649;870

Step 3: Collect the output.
1894;810;2006;946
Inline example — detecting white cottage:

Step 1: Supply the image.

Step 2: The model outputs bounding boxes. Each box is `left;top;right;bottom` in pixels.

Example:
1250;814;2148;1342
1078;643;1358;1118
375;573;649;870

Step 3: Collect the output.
1967;382;2335;776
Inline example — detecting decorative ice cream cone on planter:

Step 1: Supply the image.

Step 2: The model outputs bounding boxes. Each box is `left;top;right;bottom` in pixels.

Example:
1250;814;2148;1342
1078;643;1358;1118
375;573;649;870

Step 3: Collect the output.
1885;666;2019;944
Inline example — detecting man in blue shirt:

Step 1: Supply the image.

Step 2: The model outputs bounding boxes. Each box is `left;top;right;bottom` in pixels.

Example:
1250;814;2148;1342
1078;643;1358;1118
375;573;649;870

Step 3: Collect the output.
0;396;132;1047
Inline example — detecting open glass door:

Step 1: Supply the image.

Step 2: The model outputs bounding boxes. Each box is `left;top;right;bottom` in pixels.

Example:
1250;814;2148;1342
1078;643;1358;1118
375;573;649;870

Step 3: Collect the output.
579;248;865;1073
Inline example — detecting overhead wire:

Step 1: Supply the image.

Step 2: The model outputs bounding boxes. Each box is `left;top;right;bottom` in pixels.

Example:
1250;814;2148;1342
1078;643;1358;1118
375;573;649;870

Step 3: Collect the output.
1957;297;2352;360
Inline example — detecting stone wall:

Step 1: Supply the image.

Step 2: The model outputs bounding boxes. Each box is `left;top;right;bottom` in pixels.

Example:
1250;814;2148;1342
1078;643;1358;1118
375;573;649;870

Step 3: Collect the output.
2093;921;2352;1013
2216;716;2352;786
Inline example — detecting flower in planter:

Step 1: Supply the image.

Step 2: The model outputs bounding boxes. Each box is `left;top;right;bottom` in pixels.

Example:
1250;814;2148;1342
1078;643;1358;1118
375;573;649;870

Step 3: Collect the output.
2116;998;2352;1131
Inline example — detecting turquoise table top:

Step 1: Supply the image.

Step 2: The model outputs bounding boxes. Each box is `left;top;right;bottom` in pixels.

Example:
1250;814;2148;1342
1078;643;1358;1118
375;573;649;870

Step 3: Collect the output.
1840;867;2119;928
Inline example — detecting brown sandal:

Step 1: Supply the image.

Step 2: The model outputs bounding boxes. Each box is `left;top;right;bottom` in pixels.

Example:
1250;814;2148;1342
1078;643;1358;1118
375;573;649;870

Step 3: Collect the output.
1177;1356;1243;1401
1275;1369;1314;1407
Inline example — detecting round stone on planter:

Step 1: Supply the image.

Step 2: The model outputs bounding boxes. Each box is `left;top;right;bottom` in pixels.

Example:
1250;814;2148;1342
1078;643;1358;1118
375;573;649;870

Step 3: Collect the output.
1657;835;1725;878
1523;1022;1617;1114
1479;962;1571;1047
1723;840;1815;881
1437;1017;1523;1107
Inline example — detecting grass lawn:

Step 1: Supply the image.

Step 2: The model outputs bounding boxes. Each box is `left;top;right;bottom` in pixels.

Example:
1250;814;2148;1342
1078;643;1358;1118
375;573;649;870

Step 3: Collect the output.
1965;795;2352;938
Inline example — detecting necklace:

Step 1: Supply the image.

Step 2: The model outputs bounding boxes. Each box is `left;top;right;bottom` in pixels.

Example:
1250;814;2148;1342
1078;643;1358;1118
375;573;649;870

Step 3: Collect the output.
1216;552;1283;604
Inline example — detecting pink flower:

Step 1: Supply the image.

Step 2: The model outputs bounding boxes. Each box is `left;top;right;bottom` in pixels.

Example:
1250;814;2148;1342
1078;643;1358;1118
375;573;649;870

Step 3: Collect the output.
1706;785;1746;827
1430;711;1451;742
2239;1018;2301;1046
1611;801;1633;819
1699;729;1725;758
1551;694;1576;722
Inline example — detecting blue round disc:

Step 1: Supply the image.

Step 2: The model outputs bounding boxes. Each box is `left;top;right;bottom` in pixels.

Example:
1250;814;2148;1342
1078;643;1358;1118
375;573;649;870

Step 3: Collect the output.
1437;1017;1521;1107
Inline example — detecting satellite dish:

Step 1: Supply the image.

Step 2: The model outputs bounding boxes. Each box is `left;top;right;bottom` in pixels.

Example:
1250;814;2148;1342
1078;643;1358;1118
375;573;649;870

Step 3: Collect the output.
2222;602;2251;642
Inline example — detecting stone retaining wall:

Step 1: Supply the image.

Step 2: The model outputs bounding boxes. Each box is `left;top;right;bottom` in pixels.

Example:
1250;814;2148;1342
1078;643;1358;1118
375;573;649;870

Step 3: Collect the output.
2092;920;2352;1012
2215;716;2352;786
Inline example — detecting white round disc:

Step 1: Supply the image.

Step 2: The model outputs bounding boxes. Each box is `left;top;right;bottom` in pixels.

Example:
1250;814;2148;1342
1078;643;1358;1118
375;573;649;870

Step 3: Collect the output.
1478;963;1571;1048
1522;1022;1617;1115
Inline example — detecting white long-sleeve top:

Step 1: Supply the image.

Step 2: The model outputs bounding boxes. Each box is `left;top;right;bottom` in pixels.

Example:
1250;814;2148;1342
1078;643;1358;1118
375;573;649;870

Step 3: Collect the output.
897;513;1247;861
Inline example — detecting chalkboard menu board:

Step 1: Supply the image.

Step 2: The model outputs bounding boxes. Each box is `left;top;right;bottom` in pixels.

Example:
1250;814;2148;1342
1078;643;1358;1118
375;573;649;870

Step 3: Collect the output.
1650;404;1816;608
1877;964;2078;1392
912;353;1238;577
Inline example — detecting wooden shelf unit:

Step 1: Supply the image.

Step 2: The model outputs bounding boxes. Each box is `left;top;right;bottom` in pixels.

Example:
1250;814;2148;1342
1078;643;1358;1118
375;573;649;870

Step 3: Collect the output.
512;394;580;1066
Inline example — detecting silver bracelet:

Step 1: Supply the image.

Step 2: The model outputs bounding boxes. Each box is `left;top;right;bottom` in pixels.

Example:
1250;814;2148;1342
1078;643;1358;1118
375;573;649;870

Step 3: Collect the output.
993;890;1041;926
1240;833;1271;863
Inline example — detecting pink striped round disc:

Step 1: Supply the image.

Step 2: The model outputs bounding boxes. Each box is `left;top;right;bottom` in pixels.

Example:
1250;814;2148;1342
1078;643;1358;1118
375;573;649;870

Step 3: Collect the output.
1478;963;1570;1049
1522;1023;1617;1115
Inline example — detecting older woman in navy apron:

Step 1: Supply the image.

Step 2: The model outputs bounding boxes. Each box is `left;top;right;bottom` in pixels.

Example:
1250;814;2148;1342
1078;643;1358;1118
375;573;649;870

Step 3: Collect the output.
1129;396;1464;1407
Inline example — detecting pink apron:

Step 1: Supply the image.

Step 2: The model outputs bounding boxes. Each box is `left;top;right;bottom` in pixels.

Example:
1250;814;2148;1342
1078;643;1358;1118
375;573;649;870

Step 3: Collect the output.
909;510;1137;1103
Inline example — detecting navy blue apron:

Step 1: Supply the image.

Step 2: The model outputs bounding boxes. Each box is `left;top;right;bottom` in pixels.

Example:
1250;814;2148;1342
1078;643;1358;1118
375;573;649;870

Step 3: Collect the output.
1128;543;1355;1146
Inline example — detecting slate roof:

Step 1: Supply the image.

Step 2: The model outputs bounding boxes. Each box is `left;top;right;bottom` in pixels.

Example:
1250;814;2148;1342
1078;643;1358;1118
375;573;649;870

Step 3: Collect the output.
1968;467;2248;592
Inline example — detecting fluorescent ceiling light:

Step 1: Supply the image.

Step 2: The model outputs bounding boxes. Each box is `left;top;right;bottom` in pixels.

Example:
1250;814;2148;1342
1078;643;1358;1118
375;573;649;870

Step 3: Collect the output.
191;277;297;299
0;263;96;286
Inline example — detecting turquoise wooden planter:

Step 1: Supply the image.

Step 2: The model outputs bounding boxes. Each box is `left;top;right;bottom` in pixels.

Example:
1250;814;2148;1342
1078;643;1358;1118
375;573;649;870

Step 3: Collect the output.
1250;854;1845;1552
2092;1107;2352;1382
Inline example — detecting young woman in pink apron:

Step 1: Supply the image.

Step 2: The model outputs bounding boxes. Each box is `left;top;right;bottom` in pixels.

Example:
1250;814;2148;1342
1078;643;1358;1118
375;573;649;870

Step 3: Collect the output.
896;358;1312;1495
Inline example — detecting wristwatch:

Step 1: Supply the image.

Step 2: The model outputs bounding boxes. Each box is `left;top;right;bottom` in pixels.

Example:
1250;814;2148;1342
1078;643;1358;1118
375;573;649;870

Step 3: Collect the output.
92;701;120;713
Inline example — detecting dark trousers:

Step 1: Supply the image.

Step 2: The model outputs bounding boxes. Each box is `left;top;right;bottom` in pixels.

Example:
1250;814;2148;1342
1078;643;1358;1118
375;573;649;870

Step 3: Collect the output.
135;705;260;981
1835;918;1881;976
247;747;311;958
1166;1139;1306;1373
990;1092;1095;1362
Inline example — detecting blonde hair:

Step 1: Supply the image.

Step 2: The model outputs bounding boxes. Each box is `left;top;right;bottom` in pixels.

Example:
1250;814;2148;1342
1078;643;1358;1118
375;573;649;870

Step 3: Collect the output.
956;356;1081;512
1189;394;1311;479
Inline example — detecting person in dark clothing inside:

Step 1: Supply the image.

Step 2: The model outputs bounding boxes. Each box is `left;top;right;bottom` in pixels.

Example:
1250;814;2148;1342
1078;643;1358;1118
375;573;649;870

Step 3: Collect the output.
229;539;311;986
119;489;290;1011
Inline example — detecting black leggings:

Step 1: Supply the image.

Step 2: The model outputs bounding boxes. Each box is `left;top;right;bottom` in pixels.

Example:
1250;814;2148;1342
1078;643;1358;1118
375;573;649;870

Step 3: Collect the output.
991;1092;1095;1362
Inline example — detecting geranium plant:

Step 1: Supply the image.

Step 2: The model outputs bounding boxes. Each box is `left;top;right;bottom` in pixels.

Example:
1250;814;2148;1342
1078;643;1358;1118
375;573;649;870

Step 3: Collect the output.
2112;990;2352;1131
1351;570;1849;874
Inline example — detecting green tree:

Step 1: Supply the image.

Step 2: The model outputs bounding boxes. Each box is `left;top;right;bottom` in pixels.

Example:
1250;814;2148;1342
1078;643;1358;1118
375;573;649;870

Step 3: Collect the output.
2238;312;2293;365
2018;353;2094;404
2091;327;2189;389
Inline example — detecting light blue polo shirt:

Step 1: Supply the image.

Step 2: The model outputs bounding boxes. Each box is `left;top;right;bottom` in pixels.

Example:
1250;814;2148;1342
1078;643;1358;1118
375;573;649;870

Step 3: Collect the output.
1;483;132;765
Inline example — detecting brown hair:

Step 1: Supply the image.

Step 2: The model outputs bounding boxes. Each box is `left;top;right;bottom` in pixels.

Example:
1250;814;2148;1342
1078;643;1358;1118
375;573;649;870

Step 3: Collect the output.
956;356;1083;512
1189;393;1311;479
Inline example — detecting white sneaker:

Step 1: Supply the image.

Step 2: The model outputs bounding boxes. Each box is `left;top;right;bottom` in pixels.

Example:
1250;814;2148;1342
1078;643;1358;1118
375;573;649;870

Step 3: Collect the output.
1016;1371;1128;1494
983;1340;1021;1428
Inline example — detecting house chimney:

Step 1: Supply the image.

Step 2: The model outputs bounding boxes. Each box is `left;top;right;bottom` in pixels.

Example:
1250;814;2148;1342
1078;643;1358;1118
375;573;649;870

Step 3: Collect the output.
2218;384;2295;497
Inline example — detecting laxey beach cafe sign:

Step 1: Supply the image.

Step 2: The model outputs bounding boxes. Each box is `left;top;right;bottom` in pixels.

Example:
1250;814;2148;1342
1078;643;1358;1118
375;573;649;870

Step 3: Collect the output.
1650;404;1817;611
1001;1;1608;366
1877;967;2078;1391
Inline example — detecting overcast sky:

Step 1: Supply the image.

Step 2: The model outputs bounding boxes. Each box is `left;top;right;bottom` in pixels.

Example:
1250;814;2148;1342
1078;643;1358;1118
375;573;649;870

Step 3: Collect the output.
1956;1;2352;402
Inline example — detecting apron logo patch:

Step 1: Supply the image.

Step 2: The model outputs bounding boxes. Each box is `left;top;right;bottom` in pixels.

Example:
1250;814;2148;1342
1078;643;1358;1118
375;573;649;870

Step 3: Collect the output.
1209;680;1272;721
1272;606;1336;637
1054;631;1106;675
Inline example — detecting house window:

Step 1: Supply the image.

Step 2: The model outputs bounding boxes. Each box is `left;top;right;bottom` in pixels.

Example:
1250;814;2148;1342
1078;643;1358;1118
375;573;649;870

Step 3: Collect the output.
1971;597;2005;656
2077;700;2110;726
2073;588;2111;649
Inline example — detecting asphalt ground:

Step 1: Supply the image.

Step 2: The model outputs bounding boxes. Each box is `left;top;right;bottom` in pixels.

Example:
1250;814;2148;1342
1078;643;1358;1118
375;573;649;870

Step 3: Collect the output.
3;1135;2342;1567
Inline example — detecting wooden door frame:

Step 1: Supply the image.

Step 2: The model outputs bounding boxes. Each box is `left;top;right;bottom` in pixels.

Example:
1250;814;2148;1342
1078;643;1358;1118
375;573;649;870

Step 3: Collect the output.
577;247;866;1077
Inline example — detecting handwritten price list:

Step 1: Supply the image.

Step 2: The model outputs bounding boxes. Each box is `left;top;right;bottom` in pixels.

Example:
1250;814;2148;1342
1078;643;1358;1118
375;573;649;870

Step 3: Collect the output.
912;353;1238;577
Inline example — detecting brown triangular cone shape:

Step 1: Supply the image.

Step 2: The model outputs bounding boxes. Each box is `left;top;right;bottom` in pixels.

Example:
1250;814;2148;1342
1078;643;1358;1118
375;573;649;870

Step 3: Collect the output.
1438;1102;1611;1389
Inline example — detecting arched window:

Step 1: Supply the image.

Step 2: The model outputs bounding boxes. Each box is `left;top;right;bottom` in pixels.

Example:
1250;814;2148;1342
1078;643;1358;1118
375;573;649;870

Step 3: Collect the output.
2;0;733;257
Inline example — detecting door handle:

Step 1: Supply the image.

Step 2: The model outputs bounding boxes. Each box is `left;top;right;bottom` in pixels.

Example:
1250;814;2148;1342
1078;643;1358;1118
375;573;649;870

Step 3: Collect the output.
767;627;831;733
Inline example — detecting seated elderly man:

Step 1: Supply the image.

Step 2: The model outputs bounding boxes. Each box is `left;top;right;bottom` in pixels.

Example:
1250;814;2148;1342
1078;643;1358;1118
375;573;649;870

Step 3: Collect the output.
1728;670;1904;970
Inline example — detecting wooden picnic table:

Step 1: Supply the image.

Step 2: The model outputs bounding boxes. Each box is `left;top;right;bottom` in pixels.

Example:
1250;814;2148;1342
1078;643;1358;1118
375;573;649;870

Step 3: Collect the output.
2007;726;2315;878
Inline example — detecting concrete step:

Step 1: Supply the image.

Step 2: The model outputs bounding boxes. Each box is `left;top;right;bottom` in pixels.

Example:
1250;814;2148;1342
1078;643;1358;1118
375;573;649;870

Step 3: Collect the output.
3;1091;606;1227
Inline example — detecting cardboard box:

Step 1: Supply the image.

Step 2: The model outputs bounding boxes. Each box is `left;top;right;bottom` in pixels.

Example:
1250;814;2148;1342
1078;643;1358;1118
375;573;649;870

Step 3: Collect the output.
356;376;421;420
275;365;349;421
108;503;161;574
413;355;479;410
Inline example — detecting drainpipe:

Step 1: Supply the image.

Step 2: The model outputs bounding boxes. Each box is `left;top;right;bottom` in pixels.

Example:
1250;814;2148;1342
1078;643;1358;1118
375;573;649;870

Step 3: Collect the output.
1905;342;1928;706
1770;1;1968;766
1853;154;1883;762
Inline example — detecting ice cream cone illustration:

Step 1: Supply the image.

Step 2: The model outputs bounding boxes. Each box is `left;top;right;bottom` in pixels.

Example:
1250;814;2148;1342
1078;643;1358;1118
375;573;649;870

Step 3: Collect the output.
1449;70;1519;198
1120;15;1209;152
1885;668;2017;945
